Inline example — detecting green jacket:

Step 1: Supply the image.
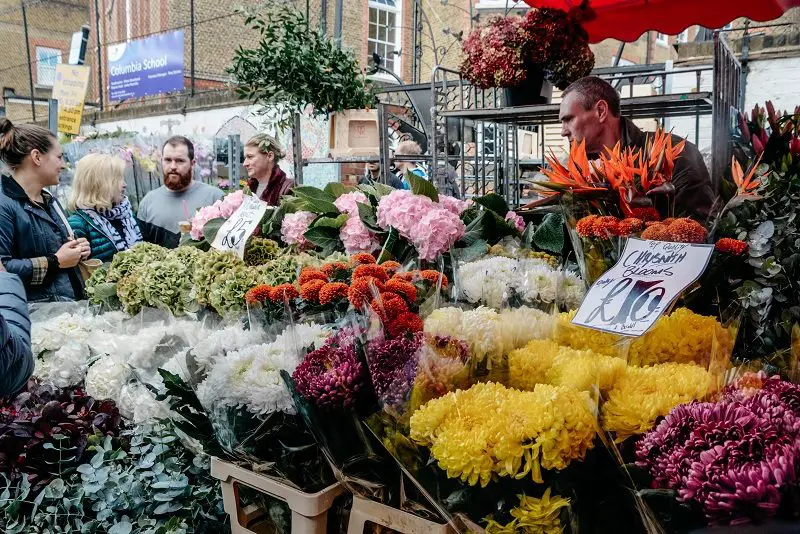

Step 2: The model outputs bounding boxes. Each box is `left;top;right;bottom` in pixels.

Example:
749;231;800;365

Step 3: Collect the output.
67;210;134;262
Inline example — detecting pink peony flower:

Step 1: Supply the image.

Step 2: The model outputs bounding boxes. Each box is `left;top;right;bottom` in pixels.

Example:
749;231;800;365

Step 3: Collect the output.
340;216;380;255
281;211;317;247
439;195;470;216
505;210;525;233
334;191;369;217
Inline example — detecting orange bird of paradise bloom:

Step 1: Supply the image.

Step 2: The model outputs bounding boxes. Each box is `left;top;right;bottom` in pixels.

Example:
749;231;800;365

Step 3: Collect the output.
730;155;763;200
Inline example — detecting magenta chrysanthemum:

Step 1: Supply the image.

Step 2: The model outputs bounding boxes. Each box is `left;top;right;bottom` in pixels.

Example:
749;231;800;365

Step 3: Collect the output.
636;376;800;525
292;341;367;411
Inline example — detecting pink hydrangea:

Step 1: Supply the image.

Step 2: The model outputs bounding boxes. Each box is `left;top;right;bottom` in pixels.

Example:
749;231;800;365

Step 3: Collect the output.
376;190;434;236
505;210;525;233
340;216;380;254
334;191;369;217
376;190;466;261
190;204;222;240
412;210;466;261
189;190;248;240
281;211;317;246
219;190;246;218
439;195;470;216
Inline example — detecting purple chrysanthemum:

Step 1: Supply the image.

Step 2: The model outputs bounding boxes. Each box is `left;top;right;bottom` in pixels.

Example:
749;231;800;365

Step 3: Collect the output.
292;343;367;410
366;332;423;407
636;380;800;525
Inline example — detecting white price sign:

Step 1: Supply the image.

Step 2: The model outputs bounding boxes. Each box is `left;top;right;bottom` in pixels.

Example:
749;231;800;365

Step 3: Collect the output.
572;238;713;337
211;195;270;258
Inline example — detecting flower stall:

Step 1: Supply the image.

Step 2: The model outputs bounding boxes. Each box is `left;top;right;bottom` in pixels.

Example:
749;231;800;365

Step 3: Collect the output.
4;0;800;525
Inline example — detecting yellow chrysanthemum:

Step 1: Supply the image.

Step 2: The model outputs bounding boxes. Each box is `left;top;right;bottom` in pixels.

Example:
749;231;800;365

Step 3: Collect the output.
601;363;714;441
485;488;570;534
628;308;734;367
555;312;625;357
410;382;596;487
509;339;626;394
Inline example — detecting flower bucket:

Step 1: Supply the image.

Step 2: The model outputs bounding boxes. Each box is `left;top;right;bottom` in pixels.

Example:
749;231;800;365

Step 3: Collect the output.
346;495;455;534
211;457;346;534
504;70;553;107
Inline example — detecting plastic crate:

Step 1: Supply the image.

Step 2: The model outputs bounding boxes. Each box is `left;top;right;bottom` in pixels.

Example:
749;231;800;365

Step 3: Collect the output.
345;495;454;534
211;457;345;534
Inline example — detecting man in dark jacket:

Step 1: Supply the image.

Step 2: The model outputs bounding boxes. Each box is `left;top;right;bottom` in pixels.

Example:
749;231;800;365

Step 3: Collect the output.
0;264;33;396
559;76;717;221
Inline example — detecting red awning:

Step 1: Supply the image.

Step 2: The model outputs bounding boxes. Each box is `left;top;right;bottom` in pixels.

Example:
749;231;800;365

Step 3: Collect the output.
523;0;800;43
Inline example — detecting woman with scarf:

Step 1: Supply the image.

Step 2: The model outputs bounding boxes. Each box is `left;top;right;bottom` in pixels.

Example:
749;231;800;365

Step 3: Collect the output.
68;153;142;262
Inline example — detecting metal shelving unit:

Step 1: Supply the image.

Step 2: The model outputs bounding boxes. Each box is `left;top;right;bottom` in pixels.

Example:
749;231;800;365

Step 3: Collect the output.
291;33;740;207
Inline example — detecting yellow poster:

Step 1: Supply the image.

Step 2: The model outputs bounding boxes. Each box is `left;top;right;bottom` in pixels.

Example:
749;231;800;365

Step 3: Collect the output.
52;64;90;135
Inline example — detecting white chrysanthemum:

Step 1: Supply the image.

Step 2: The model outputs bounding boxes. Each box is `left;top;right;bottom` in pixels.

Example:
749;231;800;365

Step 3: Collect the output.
125;326;180;372
119;383;171;424
191;325;265;372
457;256;519;308
519;262;559;304
36;340;89;388
32;313;90;354
198;348;257;410
242;348;299;415
497;306;555;354
558;271;586;310
460;306;501;362
424;307;464;338
85;356;132;402
273;323;330;356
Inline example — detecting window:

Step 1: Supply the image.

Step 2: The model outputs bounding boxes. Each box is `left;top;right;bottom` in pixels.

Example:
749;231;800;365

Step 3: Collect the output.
36;47;62;87
656;33;669;46
368;0;401;75
677;29;689;43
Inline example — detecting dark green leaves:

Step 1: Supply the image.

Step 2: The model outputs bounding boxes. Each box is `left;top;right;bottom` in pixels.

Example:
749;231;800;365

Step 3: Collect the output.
202;217;227;243
472;193;509;217
291;186;339;214
407;172;439;202
228;8;374;129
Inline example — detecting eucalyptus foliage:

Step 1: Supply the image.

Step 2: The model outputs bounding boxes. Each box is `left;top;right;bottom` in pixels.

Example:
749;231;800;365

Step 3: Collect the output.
0;422;226;534
229;7;374;129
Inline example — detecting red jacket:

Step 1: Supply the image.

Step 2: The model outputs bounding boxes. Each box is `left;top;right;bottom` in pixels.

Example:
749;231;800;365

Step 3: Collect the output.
248;166;294;206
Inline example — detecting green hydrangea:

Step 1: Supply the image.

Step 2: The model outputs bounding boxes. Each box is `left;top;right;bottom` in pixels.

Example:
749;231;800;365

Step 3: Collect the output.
192;250;244;306
243;237;281;266
139;258;198;316
106;243;169;283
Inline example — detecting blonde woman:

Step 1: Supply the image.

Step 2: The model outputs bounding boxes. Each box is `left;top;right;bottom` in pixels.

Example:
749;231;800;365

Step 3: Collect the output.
68;153;142;262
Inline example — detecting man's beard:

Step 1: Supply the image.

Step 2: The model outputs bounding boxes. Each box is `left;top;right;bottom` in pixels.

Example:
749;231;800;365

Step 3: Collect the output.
164;170;192;191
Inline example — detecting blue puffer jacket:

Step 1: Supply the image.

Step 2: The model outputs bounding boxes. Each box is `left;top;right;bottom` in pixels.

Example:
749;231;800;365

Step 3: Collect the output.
0;271;33;396
0;174;83;302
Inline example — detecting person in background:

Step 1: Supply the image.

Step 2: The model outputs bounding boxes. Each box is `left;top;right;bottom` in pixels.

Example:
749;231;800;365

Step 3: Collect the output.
244;133;294;205
359;162;404;189
394;140;462;198
558;76;716;220
138;136;224;248
0;263;33;396
68;153;142;262
0;119;89;302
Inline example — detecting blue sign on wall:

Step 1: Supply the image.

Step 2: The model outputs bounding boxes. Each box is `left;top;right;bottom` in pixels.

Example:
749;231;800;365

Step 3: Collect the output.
107;30;184;101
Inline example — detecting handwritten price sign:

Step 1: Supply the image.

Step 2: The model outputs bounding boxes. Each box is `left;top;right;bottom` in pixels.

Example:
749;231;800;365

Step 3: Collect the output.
572;238;713;337
211;195;269;258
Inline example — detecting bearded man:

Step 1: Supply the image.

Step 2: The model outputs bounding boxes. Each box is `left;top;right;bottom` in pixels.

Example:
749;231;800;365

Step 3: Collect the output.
137;136;224;248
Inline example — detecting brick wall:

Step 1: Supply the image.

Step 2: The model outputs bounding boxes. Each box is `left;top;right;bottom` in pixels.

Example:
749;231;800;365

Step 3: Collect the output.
0;0;91;121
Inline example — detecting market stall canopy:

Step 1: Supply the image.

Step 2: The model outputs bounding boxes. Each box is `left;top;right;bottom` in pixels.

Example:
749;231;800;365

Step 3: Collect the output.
523;0;800;43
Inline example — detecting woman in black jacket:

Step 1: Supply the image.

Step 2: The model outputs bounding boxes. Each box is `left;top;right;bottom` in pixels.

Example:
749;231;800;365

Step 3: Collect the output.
0;119;90;302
